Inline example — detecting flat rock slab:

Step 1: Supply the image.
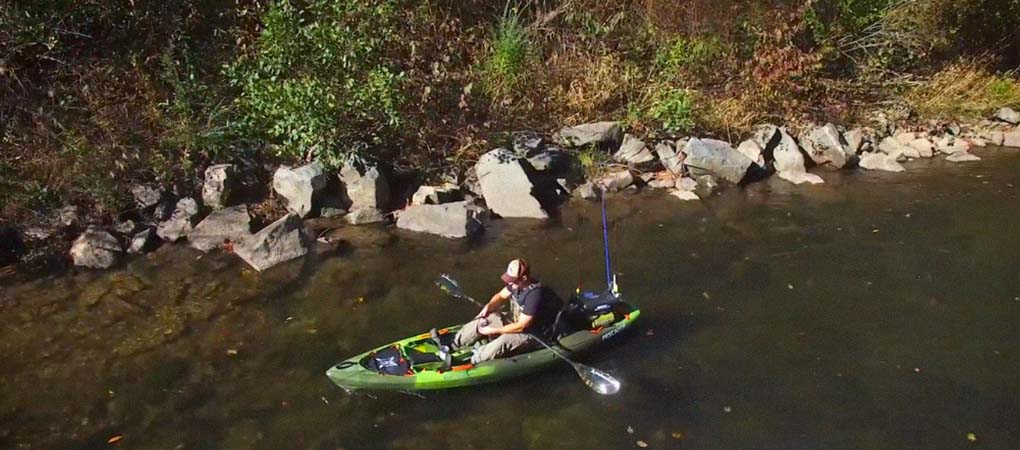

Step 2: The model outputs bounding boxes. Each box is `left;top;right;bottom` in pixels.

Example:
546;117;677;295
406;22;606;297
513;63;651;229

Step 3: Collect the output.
946;152;981;162
476;149;547;219
669;189;700;201
858;152;906;172
396;201;483;239
235;214;309;272
189;205;252;252
554;122;622;148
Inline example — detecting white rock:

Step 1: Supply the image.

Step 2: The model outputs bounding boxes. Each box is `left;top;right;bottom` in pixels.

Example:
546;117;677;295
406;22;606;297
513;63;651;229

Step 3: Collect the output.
669;190;700;201
156;198;200;242
396;201;483;238
934;136;971;155
908;138;936;158
946;152;981;162
878;137;920;159
598;170;635;192
684;138;753;184
1004;131;1020;148
70;226;122;269
340;160;389;211
273;162;326;218
801;123;852;168
188;205;251;252
675;177;698;191
777;171;825;185
654;142;684;176
202;164;236;209
858;152;905;172
475;149;547;219
993;107;1020;125
736;139;765;167
614;134;656;166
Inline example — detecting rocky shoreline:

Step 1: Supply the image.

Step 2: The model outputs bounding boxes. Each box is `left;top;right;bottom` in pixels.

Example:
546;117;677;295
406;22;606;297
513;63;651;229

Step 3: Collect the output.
2;107;1019;276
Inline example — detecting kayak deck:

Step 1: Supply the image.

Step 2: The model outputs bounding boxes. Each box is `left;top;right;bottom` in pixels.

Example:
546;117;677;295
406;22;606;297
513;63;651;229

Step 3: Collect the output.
326;302;639;391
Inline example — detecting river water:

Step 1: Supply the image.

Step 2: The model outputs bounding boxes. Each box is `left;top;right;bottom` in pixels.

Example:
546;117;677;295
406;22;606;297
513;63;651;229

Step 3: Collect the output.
3;148;1020;450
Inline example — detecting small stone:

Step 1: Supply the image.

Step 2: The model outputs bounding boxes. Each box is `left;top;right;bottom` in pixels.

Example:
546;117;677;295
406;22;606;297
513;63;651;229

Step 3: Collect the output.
946;152;981;163
993;107;1019;125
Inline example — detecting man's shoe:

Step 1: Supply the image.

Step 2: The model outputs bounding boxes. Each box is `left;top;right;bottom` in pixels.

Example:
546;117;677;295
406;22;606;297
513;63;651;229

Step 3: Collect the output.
438;345;452;370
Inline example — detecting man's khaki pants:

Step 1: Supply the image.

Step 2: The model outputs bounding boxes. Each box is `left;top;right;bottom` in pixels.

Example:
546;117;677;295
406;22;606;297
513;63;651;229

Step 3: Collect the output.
452;312;534;364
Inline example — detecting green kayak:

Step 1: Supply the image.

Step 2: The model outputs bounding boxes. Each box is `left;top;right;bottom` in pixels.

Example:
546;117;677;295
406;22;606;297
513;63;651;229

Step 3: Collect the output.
326;301;640;391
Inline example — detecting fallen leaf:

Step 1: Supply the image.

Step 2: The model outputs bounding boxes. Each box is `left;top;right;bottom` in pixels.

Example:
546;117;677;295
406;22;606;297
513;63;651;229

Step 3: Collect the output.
967;433;976;442
672;431;685;440
107;435;123;444
636;441;648;448
626;426;634;434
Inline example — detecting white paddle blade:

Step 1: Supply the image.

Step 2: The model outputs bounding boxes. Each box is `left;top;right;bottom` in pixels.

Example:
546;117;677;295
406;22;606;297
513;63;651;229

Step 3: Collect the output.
579;366;621;395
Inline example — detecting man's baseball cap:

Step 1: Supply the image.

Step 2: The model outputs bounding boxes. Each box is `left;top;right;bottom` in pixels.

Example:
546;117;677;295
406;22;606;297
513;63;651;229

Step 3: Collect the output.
501;259;529;284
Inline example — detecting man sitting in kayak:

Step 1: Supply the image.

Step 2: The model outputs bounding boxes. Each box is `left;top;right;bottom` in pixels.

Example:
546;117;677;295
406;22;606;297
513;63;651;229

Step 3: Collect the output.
449;259;562;364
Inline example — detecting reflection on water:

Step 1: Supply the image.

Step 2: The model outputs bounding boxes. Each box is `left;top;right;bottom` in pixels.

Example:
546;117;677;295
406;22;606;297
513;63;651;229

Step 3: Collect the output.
3;149;1020;449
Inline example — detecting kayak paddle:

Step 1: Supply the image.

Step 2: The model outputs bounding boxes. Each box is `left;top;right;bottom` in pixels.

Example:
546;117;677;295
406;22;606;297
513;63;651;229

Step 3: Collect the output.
435;273;621;395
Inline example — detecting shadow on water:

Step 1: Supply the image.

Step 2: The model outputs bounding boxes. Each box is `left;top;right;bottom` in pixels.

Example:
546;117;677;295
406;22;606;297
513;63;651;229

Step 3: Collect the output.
4;148;1020;449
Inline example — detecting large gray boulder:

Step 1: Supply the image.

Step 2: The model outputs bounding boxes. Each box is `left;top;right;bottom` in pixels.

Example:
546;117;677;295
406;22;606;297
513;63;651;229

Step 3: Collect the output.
756;125;823;185
396;201;483;238
340;160;389;211
475;148;547;219
234;214;309;272
683;138;753;184
70;226;122;269
345;207;386;225
273;161;326;218
858;152;905;172
993;107;1020;125
801;123;852;168
613;134;656;167
655;142;685;176
202;164;236;209
554;122;622;148
188;205;252;252
156;197;200;242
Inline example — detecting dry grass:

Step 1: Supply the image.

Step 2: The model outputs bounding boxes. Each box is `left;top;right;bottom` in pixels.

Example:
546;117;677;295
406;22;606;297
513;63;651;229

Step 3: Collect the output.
906;62;1020;122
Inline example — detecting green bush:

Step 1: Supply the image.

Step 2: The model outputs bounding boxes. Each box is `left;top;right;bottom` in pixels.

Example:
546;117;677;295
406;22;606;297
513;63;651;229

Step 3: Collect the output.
655;35;725;75
227;0;405;167
648;88;696;134
483;5;530;98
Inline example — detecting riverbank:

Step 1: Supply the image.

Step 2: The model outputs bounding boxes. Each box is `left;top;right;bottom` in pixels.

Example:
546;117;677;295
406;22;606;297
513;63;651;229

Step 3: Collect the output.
3;148;1020;449
2;107;1019;281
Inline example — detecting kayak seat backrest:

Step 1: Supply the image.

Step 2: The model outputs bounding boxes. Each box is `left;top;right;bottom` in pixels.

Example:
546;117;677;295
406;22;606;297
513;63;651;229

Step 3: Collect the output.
365;345;413;376
404;346;442;365
575;290;621;315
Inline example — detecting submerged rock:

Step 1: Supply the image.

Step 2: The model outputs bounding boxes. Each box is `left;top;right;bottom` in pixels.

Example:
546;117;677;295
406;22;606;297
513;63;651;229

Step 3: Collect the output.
156;197;200;242
396;201;483;238
202;163;236;209
475;148;548;219
684;138;753;184
946;152;981;162
858;152;905;172
574;181;599;200
188;205;252;252
554;122;622;148
234;214;309;271
273;161;326;218
70;226;122;269
993;107;1020;125
669;189;699;201
345;207;386;225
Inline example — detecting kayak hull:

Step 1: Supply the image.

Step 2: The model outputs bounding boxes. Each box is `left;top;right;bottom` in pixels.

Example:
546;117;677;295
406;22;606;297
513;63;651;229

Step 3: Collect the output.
326;307;639;391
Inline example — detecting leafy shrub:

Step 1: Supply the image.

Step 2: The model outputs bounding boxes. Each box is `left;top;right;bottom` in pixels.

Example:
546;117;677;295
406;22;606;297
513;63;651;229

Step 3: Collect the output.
647;88;696;134
483;5;530;98
227;0;405;167
655;35;725;75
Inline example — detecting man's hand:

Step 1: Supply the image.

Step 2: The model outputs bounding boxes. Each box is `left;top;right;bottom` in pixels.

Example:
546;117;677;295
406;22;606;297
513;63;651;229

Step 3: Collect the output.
474;305;489;319
477;325;500;336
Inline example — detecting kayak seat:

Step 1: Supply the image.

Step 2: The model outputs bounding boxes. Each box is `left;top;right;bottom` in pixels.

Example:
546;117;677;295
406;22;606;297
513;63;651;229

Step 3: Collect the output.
404;346;442;365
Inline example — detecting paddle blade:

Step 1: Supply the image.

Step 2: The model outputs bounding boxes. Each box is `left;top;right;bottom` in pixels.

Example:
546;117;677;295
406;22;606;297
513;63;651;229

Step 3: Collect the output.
435;273;465;298
577;365;621;395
